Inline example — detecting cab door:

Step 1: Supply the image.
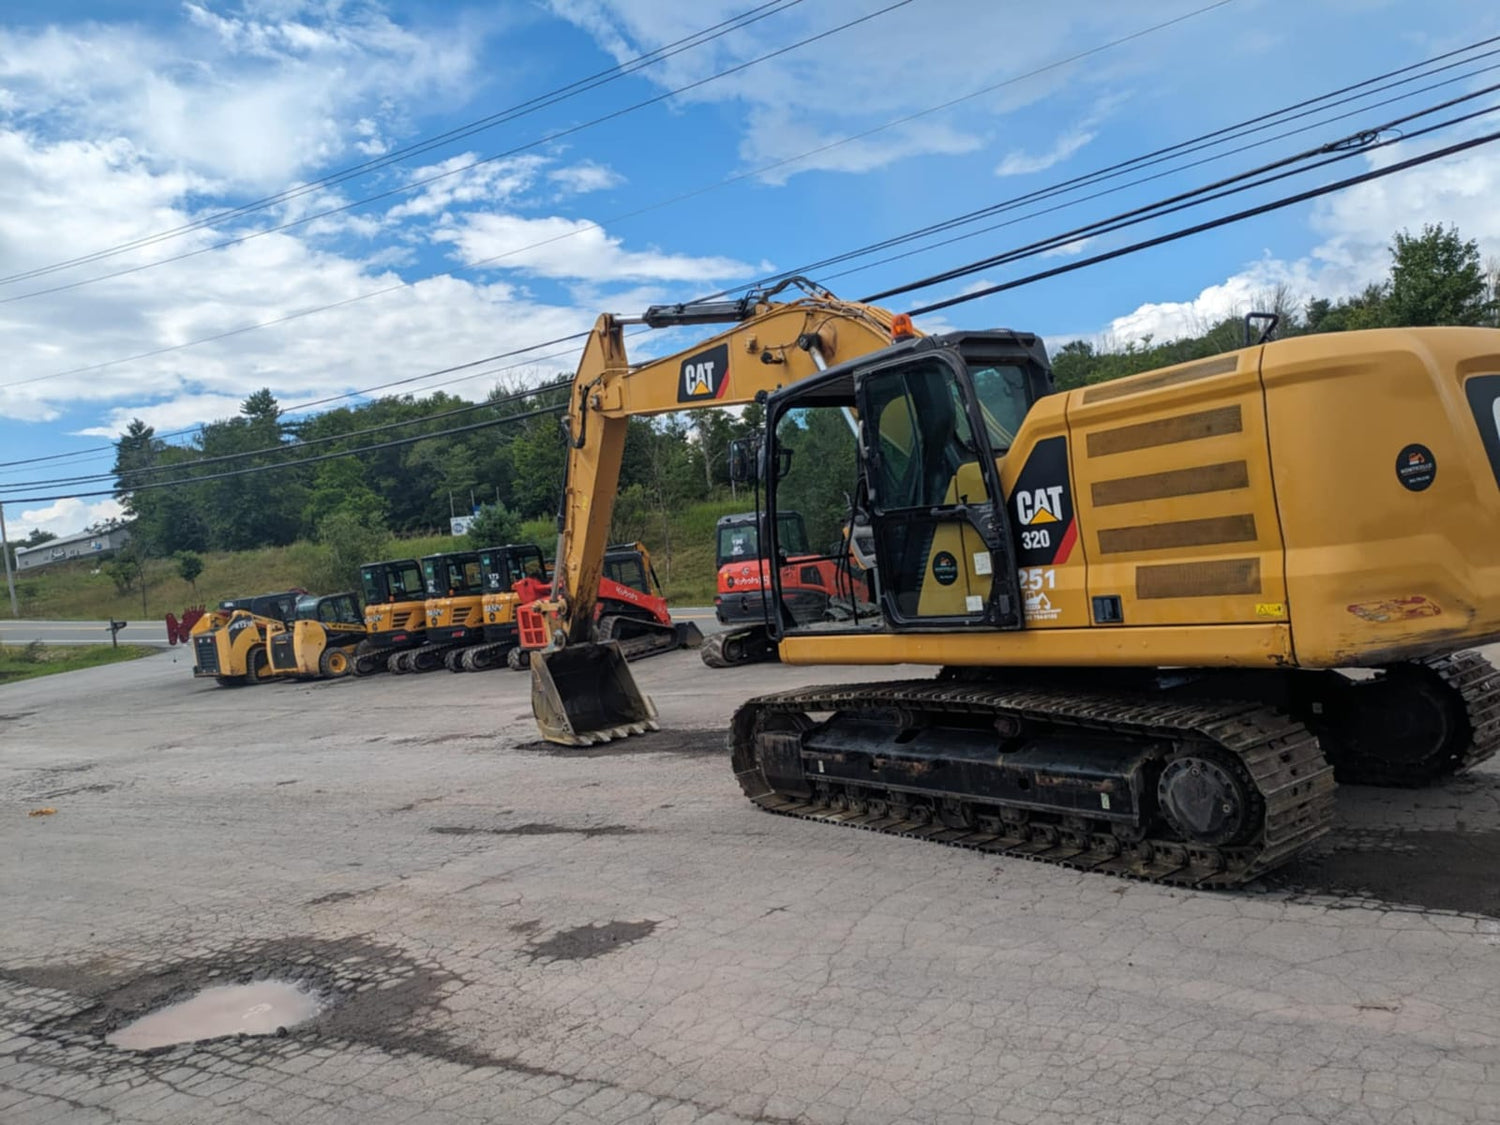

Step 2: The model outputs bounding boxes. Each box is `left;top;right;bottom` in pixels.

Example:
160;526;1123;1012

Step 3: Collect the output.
857;356;1023;628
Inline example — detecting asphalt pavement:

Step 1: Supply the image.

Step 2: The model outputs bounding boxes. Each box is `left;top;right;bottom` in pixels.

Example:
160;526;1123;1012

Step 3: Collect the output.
3;646;1500;1123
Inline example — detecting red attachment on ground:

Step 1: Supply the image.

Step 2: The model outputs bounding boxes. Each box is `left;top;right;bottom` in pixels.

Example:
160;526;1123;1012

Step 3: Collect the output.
164;606;206;645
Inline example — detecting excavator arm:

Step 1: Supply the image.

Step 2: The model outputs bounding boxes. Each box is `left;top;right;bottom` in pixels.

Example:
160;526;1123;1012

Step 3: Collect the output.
531;280;914;744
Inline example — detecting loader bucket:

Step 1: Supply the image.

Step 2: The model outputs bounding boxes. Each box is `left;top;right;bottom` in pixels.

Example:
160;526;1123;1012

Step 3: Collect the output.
531;641;659;746
674;621;705;649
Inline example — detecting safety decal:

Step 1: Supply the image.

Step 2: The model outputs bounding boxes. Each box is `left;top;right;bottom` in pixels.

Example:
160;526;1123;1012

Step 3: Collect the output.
1008;435;1076;568
678;342;731;402
931;551;959;586
1395;443;1436;492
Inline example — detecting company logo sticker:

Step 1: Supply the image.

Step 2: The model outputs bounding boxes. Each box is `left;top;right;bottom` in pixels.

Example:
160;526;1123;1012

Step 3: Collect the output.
678;343;731;402
931;551;959;586
1396;443;1436;491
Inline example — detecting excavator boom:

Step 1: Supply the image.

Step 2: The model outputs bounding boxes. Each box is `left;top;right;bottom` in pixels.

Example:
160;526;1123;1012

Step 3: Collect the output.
531;282;914;743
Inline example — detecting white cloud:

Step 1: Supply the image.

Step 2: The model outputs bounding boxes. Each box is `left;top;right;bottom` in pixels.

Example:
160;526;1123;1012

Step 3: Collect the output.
548;160;625;194
545;0;1177;183
1086;140;1500;347
10;496;125;541
0;3;482;188
436;213;753;282
995;130;1095;178
385;154;549;221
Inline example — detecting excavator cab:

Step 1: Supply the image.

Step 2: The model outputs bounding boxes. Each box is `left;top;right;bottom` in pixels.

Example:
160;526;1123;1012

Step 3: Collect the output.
759;331;1053;638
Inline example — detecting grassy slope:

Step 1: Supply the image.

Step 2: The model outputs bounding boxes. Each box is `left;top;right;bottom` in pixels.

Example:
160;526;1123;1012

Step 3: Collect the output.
9;500;744;620
0;643;155;684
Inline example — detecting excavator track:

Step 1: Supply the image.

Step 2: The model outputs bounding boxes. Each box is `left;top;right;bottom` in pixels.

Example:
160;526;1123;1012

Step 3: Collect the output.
700;627;778;669
1323;651;1500;787
731;679;1335;889
597;614;686;662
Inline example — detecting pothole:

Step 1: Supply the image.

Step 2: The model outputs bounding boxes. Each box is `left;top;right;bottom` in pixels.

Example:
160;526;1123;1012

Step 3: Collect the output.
106;981;323;1050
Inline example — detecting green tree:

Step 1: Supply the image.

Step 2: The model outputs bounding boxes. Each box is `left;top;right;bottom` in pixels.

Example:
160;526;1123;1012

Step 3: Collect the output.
306;511;390;595
1385;223;1493;327
20;529;56;548
466;501;522;548
174;551;204;595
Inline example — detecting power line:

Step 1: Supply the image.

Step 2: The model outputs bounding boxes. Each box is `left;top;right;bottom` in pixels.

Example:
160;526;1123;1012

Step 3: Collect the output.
901;125;1500;316
0;331;591;471
0;0;919;307
8;383;573;492
857;91;1500;302
0;402;571;506
0;0;808;288
698;40;1500;302
6;123;1496;504
0;0;1239;392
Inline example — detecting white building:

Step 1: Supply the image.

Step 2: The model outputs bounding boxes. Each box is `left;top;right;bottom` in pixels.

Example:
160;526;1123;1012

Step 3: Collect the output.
14;526;132;571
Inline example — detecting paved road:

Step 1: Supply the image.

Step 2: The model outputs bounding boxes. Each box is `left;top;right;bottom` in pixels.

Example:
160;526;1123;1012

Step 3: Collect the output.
0;608;720;648
0;618;168;647
5;650;1499;1124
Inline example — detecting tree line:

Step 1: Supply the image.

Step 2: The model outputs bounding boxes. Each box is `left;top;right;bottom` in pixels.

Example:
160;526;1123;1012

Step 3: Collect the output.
1050;224;1498;389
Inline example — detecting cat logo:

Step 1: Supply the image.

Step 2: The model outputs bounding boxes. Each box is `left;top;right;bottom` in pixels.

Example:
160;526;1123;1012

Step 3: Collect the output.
677;343;731;402
1014;485;1066;526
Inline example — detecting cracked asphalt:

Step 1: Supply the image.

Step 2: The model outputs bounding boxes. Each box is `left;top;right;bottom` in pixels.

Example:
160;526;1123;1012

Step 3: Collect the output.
4;645;1500;1124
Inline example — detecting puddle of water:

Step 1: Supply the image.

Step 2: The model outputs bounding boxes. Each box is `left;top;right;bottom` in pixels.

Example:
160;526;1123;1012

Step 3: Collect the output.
106;981;322;1050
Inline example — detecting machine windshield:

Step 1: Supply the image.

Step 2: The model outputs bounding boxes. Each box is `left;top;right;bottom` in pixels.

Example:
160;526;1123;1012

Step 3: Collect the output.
716;514;810;565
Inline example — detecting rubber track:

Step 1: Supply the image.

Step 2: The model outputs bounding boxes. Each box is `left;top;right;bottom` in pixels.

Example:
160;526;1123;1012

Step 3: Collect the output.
700;627;777;668
597;615;679;662
732;680;1336;889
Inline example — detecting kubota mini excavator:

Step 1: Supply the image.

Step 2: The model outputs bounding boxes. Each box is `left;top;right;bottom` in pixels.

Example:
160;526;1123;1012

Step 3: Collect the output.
525;278;1500;889
703;509;875;667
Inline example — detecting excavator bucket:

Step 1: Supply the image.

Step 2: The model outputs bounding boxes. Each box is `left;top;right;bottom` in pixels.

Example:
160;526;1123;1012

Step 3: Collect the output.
674;621;705;649
531;642;659;746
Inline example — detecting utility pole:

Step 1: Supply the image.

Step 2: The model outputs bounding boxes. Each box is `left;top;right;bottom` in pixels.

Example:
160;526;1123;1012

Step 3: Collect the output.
0;503;17;617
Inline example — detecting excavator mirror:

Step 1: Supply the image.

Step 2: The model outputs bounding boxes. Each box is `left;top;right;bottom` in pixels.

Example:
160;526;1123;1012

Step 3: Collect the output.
728;438;756;485
776;447;794;482
531;642;659;746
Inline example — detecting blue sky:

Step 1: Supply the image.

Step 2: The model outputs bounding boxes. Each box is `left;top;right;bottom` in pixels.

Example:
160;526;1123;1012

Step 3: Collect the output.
2;0;1499;537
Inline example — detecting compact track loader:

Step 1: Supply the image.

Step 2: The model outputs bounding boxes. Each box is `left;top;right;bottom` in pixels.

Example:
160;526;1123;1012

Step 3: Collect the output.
190;589;304;686
513;543;702;670
265;592;366;679
525;279;1500;887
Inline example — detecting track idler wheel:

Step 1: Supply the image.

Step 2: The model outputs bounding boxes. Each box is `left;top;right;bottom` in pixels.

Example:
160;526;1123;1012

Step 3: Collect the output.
411;647;444;673
353;652;384;677
1312;664;1472;787
507;647;531;671
1156;746;1261;847
700;627;777;669
444;649;466;672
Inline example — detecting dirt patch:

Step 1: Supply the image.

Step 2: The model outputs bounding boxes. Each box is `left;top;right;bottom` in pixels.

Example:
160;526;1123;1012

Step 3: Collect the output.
1267;829;1500;916
429;823;641;839
522;728;726;759
0;711;38;722
391;733;485;746
527;920;658;962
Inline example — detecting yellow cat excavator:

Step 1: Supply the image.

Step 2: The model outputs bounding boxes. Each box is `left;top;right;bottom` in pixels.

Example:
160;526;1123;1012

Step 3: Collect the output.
527;278;1500;888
